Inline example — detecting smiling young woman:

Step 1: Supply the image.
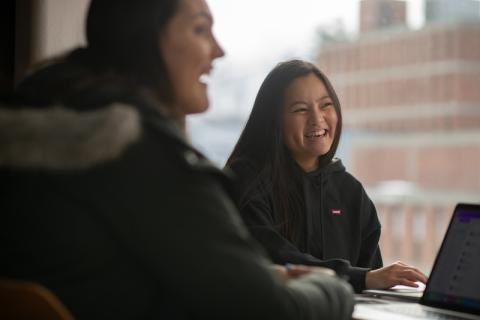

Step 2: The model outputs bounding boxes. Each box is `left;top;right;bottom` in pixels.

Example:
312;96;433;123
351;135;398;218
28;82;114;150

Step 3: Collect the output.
226;59;428;293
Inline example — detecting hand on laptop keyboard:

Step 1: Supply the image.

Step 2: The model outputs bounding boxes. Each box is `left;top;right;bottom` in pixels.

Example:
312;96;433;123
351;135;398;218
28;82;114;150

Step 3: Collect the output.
365;261;428;289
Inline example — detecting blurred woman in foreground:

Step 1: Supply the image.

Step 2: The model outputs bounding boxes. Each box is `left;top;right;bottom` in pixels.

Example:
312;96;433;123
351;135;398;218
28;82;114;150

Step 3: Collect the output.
0;1;354;319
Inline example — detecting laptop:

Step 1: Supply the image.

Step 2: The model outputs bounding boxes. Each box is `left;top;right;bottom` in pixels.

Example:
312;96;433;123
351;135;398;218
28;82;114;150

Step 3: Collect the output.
354;203;480;320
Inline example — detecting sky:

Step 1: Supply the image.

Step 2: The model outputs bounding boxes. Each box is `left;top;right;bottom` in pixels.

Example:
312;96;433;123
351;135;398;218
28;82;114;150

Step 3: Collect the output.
188;0;426;164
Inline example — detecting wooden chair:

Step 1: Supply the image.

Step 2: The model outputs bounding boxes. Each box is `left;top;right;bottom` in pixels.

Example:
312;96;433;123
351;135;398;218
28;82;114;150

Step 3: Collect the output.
0;278;74;320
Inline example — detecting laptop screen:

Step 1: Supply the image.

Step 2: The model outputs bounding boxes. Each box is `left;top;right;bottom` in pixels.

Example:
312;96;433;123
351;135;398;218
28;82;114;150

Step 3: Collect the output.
422;203;480;315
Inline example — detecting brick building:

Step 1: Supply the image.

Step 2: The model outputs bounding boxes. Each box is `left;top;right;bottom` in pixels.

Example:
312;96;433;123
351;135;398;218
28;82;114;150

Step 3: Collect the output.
317;0;480;270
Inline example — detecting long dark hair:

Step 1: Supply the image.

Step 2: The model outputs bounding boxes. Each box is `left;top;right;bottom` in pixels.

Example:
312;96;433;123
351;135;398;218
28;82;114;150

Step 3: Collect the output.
68;0;181;104
226;60;343;243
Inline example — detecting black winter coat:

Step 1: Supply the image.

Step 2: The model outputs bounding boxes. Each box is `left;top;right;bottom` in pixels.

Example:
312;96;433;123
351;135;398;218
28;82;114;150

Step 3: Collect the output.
228;158;383;292
0;61;354;320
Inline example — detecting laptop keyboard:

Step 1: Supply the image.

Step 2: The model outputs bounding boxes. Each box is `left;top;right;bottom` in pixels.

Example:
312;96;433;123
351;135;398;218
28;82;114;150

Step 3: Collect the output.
376;304;471;320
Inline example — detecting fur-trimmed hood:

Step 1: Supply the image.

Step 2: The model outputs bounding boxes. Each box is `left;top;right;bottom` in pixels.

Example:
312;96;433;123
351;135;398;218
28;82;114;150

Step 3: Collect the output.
0;103;141;170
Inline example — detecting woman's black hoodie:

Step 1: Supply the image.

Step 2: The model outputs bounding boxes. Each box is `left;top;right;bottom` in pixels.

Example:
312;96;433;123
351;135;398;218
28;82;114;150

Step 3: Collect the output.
228;158;383;292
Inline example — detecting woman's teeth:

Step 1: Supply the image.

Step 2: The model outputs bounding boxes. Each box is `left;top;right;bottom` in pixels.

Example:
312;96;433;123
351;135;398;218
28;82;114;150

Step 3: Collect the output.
199;74;209;84
305;129;327;138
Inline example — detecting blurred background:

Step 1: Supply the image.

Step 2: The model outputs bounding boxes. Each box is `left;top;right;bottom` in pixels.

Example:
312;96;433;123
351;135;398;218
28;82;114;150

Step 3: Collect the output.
193;0;480;273
5;0;480;274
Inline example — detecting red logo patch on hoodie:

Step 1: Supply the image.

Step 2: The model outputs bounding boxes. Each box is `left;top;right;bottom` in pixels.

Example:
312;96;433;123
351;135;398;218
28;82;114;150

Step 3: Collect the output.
331;209;342;216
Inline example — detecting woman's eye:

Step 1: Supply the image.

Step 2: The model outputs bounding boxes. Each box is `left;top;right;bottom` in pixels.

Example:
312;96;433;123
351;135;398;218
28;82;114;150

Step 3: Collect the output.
194;25;210;35
293;108;307;113
322;102;333;109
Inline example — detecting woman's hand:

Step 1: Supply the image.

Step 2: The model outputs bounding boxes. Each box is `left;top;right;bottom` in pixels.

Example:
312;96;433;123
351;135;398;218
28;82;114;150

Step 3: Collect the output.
365;261;428;289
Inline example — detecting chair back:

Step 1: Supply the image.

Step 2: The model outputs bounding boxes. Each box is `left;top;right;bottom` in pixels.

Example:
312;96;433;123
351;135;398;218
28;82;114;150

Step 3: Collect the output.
0;278;74;320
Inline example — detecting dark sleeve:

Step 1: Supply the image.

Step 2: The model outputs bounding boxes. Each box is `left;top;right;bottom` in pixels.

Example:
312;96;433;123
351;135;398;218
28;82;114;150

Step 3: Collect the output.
241;195;369;293
90;140;354;320
358;187;383;270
